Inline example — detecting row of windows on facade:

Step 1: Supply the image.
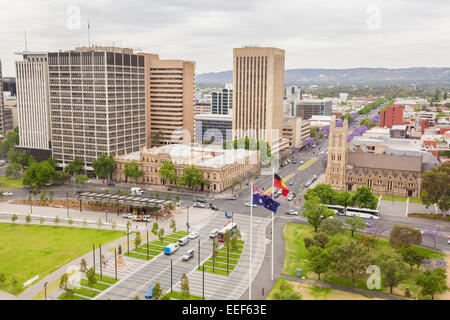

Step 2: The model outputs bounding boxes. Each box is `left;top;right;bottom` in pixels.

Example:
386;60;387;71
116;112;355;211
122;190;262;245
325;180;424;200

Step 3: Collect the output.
48;52;145;67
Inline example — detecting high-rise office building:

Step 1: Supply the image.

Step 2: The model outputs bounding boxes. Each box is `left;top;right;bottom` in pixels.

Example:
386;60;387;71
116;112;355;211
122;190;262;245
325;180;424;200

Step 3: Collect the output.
232;47;285;144
47;46;146;170
140;54;195;146
0;59;4;136
295;99;332;120
15;52;52;160
212;87;232;115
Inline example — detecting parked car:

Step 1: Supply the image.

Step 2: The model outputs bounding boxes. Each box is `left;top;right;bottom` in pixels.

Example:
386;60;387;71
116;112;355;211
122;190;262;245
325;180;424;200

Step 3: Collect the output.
2;192;13;196
194;198;207;203
45;182;53;186
188;232;199;239
210;205;219;211
292;160;297;164
122;213;134;219
209;229;218;239
245;202;257;207
300;160;305;164
182;249;195;261
312;175;317;181
131;187;143;196
144;285;154;299
287;194;295;201
288;181;294;186
107;182;115;186
178;236;190;246
226;196;238;200
285;209;299;215
193;203;206;208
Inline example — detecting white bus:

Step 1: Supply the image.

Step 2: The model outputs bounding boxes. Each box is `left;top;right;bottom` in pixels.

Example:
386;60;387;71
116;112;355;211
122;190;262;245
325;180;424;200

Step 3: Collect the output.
325;205;380;220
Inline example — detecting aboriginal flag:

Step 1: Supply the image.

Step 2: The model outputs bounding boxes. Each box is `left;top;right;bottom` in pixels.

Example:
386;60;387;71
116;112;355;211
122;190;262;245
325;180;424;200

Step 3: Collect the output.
274;173;289;196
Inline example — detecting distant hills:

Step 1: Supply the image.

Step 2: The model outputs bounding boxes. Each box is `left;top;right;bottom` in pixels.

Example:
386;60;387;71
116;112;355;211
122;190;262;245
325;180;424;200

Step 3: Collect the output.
196;67;450;85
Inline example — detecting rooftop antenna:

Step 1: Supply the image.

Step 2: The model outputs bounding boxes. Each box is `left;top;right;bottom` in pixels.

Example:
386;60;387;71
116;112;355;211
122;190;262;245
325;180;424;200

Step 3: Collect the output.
24;30;28;51
87;19;91;49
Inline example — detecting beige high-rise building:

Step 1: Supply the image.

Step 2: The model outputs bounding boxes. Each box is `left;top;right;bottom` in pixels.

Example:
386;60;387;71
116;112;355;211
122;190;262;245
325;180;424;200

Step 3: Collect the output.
140;54;195;147
47;46;146;170
232;47;285;145
0;59;4;136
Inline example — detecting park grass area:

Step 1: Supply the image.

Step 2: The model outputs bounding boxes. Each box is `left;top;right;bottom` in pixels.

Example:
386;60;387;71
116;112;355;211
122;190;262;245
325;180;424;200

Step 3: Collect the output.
381;195;423;204
0;176;23;189
167;291;205;300
57;274;118;300
0;223;125;295
266;278;381;300
408;213;450;222
282;223;445;299
198;240;244;276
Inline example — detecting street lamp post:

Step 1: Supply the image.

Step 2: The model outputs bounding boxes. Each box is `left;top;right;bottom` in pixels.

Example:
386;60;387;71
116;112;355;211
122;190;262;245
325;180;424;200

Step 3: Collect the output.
198;237;200;268
44;282;48;300
146;230;149;260
99;242;102;280
29;189;32;215
127;225;130;255
170;259;173;293
202;265;205;299
66;192;69;219
114;248;117;280
92;244;95;272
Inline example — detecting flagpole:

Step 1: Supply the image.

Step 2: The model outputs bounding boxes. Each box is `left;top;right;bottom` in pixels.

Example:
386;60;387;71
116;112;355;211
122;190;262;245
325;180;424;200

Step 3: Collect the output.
272;167;274;281
249;182;253;300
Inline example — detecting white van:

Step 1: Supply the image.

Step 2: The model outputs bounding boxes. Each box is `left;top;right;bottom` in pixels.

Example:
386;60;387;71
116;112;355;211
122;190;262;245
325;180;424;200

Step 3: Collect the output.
178;236;190;246
209;229;218;239
131;187;143;196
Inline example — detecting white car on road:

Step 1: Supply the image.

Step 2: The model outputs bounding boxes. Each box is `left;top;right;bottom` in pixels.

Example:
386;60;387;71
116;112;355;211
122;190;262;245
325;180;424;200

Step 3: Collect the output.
188;232;199;239
2;192;13;196
285;209;299;215
245;202;258;207
193;203;206;208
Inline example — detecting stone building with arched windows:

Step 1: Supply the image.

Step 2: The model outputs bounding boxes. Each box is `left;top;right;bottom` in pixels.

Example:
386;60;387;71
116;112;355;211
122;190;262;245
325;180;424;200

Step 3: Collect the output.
325;118;432;198
112;144;260;193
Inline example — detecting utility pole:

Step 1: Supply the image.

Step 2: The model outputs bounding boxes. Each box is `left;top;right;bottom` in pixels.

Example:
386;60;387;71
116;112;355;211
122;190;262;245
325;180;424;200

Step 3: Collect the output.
66;192;69;219
202;265;205;299
127;225;130;254
170;259;173;292
99;242;102;280
146;230;149;260
114;248;117;280
92;244;95;272
198;237;200;268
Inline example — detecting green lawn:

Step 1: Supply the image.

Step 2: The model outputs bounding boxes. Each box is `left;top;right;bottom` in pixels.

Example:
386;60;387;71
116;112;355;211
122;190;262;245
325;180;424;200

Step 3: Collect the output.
282;223;445;298
381;195;423;204
57;293;90;300
0;223;125;295
0;176;23;189
168;291;204;300
199;240;244;276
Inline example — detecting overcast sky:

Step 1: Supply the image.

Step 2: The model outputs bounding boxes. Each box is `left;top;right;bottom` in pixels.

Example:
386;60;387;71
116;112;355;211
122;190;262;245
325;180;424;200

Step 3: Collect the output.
1;0;450;77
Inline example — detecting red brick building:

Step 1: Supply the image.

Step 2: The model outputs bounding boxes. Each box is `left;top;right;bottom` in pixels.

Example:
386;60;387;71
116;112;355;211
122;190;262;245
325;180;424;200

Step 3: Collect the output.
379;105;404;128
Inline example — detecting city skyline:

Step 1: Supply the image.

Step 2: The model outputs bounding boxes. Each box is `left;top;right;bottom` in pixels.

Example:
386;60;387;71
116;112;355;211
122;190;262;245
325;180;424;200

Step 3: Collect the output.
2;0;450;77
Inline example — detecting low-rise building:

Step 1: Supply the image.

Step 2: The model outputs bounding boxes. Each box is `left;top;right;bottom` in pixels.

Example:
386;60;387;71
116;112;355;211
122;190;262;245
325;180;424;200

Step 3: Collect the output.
112;144;260;193
281;116;310;147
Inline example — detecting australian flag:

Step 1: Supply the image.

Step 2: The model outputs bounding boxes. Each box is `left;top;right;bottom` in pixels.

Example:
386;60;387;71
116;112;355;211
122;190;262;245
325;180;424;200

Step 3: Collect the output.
252;188;281;213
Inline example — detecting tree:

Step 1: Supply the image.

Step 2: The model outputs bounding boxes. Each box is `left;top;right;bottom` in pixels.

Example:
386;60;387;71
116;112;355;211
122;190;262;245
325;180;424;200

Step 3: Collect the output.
59;274;69;294
304;184;339;205
10;278;18;293
40;216;44;226
357;234;378;252
175;195;180;204
86;267;96;289
170;219;176;233
179;166;207;193
337;191;353;212
302;196;335;232
230;178;242;195
151;131;164;147
53;170;72;185
22;161;55;190
345;216;366;238
112;220;117;231
157;160;176;185
377;252;409;294
0;126;19;155
5;163;21;178
351;186;378;209
415;268;448;300
399;246;425;271
92;154;117;181
366;219;388;242
54;216;60;227
11;214;18;223
319;217;345;236
274;290;301;300
75;174;89;186
153;282;162;300
124;160;143;184
422;226;441;249
80;259;87;274
420;162;450;217
65;157;84;176
308;246;333;280
152;222;159;236
134;231;142;249
97;218;103;230
25;214;31;224
68;217;73;228
180;273;190;298
83;218;87;229
158;228;165;243
389;225;422;248
331;242;371;288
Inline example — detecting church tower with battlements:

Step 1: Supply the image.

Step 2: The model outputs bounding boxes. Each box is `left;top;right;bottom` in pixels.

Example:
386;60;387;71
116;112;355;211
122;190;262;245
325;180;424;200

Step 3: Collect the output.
325;117;348;191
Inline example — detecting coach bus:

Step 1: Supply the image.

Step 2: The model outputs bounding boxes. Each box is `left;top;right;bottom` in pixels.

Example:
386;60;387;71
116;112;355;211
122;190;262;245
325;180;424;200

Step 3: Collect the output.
217;223;238;242
325;205;380;219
